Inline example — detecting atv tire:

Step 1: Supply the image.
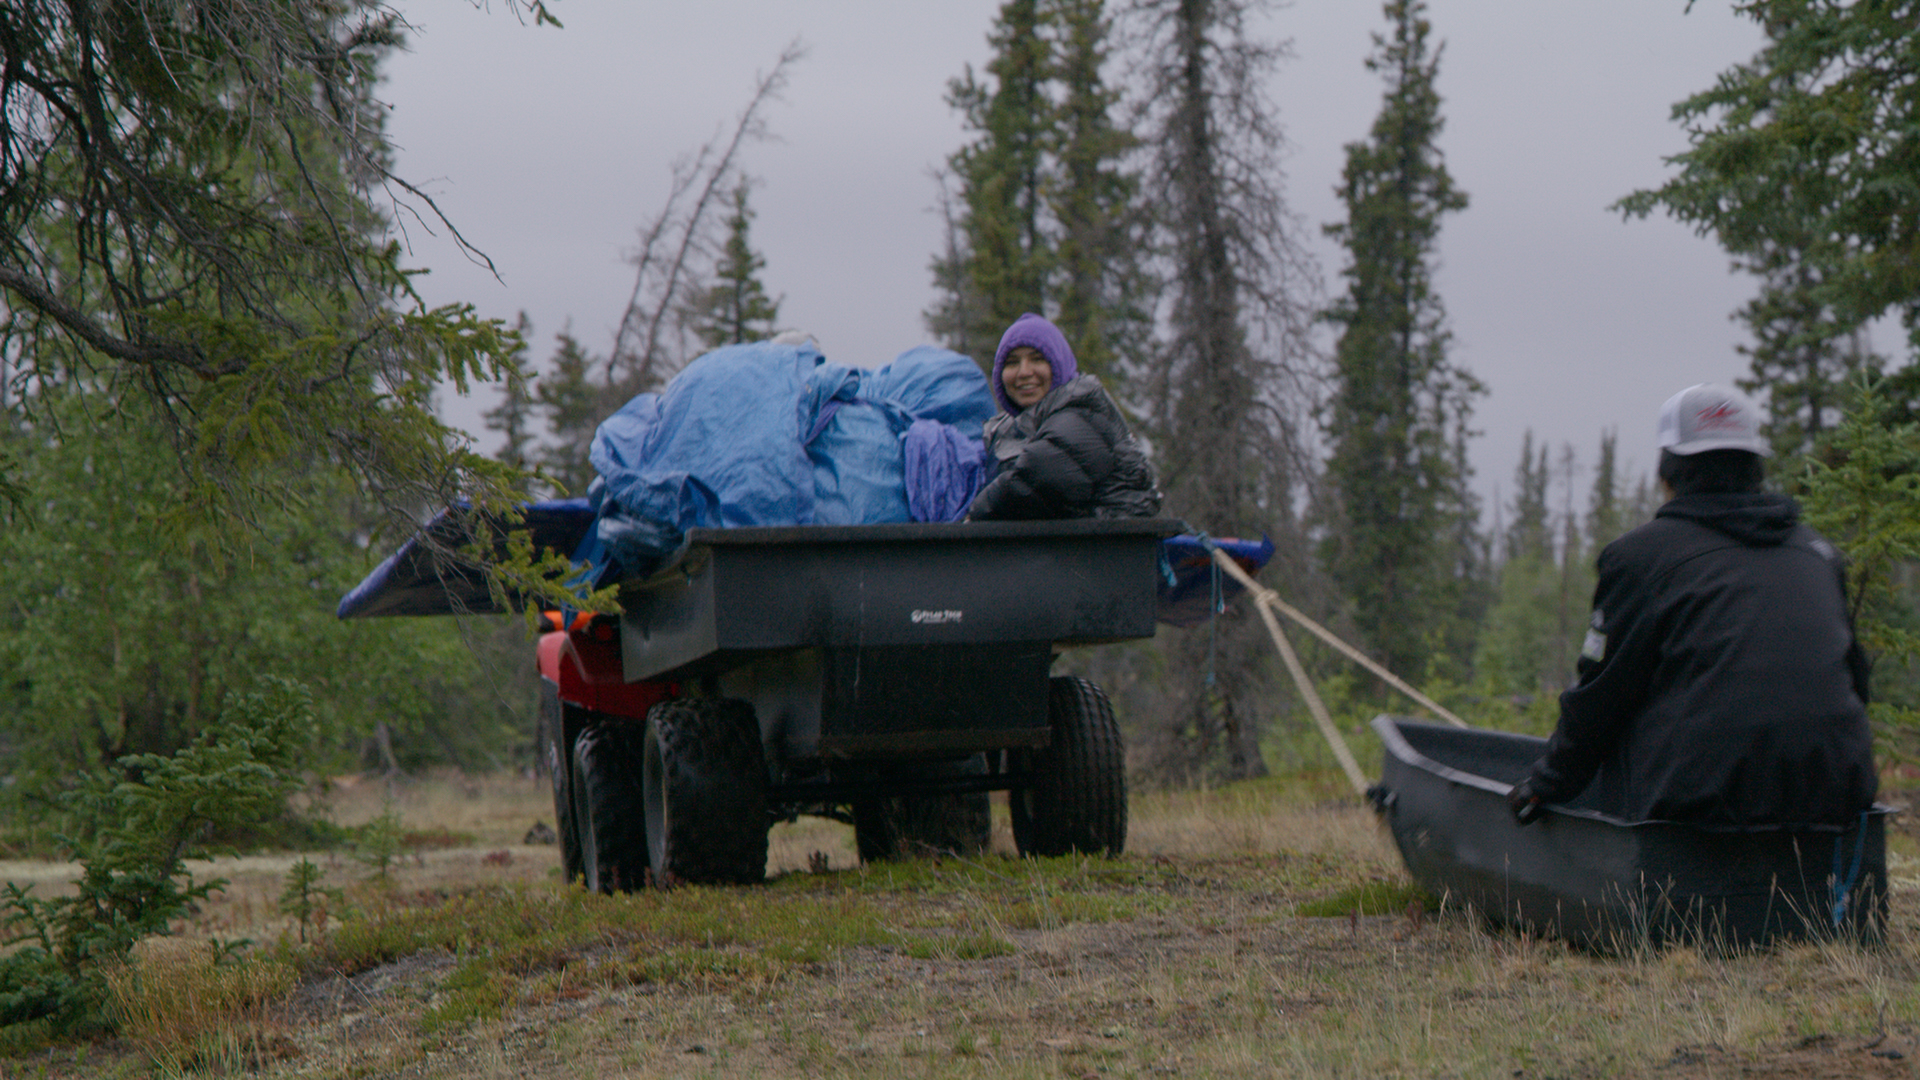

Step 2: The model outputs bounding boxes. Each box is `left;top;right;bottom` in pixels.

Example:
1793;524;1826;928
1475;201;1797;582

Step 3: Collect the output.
571;723;648;893
642;698;768;886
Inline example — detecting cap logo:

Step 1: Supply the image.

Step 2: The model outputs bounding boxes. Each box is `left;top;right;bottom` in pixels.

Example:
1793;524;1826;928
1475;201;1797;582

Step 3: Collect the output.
1694;403;1745;431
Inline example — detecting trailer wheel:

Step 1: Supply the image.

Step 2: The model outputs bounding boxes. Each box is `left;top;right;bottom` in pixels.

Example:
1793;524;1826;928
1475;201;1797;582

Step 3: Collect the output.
852;756;992;863
571;723;647;893
1012;676;1127;857
642;698;768;885
539;682;583;884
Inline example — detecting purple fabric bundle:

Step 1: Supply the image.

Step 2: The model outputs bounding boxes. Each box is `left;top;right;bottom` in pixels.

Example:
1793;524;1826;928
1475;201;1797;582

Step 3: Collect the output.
903;418;986;523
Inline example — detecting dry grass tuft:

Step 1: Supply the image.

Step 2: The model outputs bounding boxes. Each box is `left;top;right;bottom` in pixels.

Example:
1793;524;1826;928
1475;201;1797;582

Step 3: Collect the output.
1129;780;1395;861
767;814;860;877
314;769;555;845
106;937;298;1073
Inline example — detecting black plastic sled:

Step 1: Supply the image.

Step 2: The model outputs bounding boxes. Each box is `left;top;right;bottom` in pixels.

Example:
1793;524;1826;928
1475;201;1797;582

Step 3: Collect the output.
1369;716;1888;950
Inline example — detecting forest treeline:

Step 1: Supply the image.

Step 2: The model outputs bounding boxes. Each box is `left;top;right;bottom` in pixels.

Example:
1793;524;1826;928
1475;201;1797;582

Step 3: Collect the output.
2;0;1918;820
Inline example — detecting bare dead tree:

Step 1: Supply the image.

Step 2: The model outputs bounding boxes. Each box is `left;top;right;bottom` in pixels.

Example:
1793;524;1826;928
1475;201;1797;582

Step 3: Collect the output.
1123;0;1326;781
923;166;993;364
607;40;806;397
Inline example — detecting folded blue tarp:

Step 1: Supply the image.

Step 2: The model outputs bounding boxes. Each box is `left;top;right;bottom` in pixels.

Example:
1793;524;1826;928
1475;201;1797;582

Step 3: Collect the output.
1156;534;1277;628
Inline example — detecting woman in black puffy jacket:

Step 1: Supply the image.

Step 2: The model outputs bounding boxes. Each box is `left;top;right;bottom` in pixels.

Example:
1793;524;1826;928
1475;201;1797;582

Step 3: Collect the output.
967;313;1161;520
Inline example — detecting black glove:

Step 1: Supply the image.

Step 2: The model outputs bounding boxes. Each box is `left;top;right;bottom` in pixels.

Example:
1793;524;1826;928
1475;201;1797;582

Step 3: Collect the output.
1508;779;1545;826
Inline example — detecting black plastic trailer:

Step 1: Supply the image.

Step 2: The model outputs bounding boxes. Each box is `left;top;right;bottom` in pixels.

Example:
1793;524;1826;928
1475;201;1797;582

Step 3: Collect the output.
341;513;1182;890
1369;716;1889;949
588;517;1177;887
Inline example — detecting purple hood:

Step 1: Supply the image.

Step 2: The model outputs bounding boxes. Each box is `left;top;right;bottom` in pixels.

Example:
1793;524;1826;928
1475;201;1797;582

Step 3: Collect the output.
990;313;1079;414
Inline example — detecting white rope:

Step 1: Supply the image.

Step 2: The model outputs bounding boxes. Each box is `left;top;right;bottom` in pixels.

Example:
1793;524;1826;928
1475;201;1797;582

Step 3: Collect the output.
1208;548;1471;730
1247;583;1369;797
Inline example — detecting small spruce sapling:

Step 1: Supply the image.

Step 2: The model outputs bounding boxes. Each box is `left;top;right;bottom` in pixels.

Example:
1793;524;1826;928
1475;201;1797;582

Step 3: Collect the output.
352;809;407;879
277;859;344;945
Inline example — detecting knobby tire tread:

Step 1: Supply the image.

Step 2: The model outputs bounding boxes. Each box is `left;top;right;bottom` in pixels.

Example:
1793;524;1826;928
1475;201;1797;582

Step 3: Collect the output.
1012;675;1127;857
573;723;647;893
645;698;768;886
540;681;583;884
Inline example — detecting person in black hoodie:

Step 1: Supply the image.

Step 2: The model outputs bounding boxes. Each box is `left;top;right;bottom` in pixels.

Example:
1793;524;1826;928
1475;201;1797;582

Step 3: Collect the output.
1509;384;1876;828
967;313;1161;520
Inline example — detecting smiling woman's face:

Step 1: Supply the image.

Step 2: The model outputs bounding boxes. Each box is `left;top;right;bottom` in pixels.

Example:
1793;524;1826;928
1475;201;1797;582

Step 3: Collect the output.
1002;346;1052;409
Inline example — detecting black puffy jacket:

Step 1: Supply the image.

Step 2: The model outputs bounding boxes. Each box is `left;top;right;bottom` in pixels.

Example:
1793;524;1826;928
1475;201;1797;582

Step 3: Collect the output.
1526;492;1876;828
968;375;1161;521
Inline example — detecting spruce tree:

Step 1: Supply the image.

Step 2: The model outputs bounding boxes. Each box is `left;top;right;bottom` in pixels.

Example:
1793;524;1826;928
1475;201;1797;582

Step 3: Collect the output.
1475;435;1591;701
1046;0;1146;382
928;0;1142;377
1584;428;1647;553
692;182;782;349
535;331;605;498
1618;1;1920;415
937;0;1054;357
1504;432;1551;564
0;0;536;544
1322;0;1478;684
485;312;539;473
1733;242;1878;459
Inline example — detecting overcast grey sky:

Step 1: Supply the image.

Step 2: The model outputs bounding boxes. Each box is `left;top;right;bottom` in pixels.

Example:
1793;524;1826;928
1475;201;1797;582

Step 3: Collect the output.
384;1;1768;517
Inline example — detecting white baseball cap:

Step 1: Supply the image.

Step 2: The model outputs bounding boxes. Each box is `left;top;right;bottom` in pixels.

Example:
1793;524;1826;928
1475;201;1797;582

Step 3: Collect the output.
1657;383;1770;457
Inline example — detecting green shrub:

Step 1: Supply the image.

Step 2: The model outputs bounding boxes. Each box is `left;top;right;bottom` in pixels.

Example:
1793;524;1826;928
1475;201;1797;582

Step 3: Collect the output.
1798;375;1920;765
0;676;316;1037
351;808;407;878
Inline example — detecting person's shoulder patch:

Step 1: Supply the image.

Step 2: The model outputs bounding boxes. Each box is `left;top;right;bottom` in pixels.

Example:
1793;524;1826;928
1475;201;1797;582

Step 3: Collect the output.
1581;628;1607;663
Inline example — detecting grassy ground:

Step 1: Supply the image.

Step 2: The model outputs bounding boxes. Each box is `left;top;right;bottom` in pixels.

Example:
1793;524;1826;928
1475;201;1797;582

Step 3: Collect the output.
3;770;1918;1078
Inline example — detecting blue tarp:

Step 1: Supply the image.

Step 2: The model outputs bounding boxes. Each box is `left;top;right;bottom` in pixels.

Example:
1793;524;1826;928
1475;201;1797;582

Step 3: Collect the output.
578;342;994;580
334;499;596;619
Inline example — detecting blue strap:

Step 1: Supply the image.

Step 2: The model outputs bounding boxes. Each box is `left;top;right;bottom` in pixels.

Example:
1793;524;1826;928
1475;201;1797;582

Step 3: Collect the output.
1830;810;1871;928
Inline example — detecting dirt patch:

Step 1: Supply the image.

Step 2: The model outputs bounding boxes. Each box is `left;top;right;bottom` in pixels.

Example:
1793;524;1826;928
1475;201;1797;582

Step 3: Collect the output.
1658;1037;1919;1080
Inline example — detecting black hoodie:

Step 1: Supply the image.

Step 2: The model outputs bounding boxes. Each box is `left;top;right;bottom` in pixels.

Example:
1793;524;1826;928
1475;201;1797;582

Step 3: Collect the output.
1526;492;1876;827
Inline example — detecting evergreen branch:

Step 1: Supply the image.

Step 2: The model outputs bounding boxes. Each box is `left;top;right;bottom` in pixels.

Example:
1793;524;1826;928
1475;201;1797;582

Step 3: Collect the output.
0;266;213;373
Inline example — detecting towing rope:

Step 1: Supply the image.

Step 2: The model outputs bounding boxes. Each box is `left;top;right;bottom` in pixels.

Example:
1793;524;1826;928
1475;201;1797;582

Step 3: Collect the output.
1206;547;1470;730
1203;545;1470;799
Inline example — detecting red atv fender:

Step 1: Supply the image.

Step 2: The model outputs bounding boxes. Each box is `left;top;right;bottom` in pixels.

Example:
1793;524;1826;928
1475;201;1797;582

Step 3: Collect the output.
536;613;675;720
